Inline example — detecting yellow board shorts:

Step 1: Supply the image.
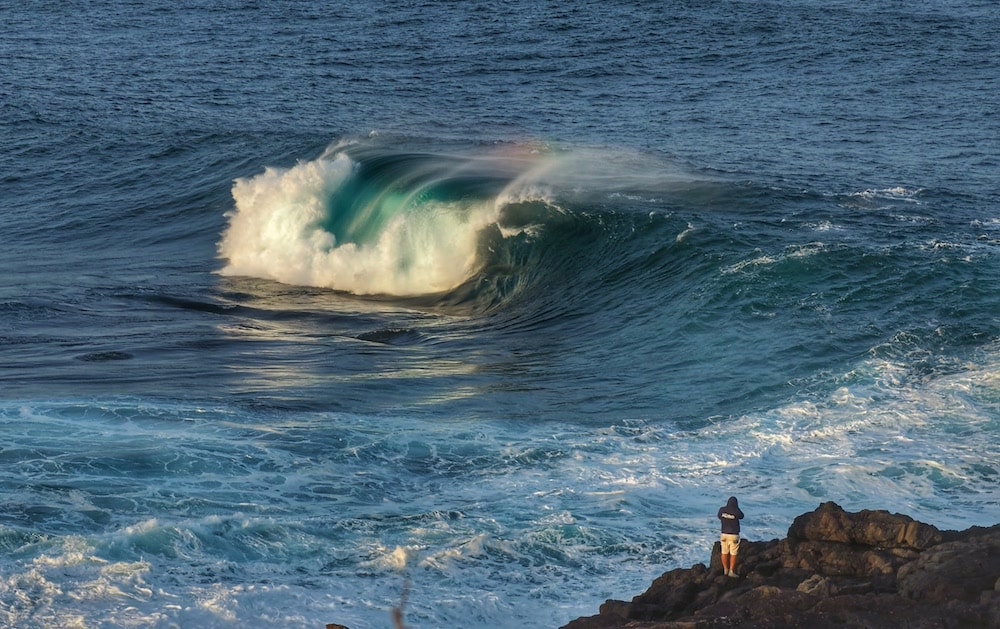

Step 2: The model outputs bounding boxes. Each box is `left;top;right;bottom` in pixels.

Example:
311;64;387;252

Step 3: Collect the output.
720;533;740;555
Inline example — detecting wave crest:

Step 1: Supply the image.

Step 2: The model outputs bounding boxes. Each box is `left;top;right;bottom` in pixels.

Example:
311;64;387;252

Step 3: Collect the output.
218;149;514;296
217;140;714;298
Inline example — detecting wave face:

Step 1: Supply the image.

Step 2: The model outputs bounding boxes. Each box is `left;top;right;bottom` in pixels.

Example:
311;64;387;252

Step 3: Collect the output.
215;136;1000;430
218;140;714;299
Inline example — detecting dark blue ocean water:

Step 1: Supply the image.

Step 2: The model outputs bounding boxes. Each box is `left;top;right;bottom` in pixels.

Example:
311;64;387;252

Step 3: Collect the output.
2;1;999;627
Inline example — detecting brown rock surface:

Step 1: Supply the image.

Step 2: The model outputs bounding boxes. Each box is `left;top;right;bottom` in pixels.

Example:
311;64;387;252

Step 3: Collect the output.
562;501;1000;628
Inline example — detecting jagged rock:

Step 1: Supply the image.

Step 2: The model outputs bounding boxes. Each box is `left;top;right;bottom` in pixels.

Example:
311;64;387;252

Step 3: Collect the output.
787;501;943;550
562;502;1000;629
897;528;1000;604
796;574;833;597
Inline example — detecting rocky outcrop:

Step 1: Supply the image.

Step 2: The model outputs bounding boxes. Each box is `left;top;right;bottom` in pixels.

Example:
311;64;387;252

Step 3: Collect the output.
562;502;1000;628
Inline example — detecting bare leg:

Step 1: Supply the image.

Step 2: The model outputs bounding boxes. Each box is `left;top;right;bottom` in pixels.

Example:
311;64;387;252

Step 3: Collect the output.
721;553;730;574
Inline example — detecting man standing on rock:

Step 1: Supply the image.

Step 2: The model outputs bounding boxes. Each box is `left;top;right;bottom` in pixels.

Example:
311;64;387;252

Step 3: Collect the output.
718;496;744;577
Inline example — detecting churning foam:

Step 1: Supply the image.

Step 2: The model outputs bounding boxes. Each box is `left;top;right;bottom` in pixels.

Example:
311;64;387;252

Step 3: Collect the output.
217;153;502;296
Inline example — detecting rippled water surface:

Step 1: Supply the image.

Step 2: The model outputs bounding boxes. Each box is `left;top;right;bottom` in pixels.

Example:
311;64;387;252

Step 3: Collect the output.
2;1;999;626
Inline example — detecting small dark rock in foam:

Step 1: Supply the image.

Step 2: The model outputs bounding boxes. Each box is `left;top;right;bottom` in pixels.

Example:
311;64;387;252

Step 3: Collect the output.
562;501;1000;628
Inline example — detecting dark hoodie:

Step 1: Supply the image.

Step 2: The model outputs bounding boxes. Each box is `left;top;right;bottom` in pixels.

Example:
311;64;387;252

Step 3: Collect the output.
718;496;744;535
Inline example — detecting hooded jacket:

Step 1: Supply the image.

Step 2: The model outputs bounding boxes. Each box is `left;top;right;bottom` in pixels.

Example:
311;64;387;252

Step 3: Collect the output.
718;496;744;535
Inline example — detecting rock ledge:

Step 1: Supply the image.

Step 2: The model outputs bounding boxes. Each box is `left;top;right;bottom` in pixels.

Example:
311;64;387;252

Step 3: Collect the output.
562;502;1000;628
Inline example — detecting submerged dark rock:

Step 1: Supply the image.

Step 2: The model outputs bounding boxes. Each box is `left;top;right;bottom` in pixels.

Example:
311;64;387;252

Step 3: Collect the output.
76;350;133;361
562;501;1000;628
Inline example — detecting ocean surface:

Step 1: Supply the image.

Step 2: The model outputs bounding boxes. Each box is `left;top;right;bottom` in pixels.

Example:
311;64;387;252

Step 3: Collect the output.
2;1;999;627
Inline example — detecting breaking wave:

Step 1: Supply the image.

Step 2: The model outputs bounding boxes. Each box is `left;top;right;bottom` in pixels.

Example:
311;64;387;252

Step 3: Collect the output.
217;140;712;297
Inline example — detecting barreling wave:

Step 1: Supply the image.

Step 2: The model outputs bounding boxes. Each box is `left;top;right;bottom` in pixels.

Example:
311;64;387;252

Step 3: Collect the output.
217;139;713;299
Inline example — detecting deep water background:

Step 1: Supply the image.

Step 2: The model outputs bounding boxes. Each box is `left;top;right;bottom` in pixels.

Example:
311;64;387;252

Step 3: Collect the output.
2;1;999;627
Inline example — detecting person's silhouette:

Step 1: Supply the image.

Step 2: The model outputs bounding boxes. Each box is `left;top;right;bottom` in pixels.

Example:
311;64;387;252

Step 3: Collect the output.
717;496;744;577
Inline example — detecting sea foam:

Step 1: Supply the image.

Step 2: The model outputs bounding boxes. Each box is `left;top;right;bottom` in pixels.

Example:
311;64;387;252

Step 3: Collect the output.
218;152;501;296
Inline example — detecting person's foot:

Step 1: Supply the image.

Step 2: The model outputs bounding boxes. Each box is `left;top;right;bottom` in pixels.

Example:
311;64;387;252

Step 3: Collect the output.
727;570;737;577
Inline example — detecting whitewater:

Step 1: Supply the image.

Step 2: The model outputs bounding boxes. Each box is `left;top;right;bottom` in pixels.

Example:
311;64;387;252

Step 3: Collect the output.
2;1;999;627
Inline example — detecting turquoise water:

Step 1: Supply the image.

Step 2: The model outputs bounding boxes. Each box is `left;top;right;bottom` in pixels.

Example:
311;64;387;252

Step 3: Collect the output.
2;1;999;627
